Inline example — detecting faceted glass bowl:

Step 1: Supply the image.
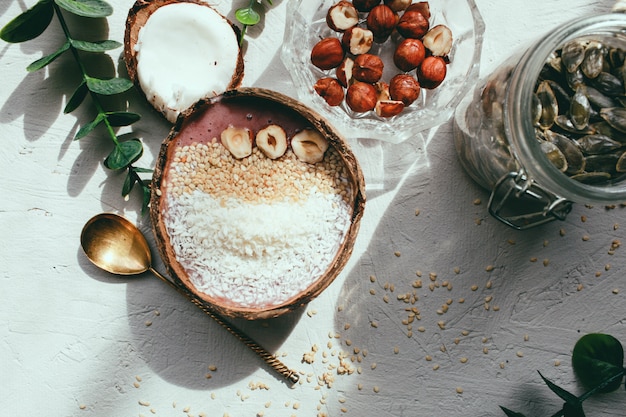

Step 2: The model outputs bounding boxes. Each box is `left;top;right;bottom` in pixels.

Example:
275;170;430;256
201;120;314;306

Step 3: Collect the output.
281;0;485;144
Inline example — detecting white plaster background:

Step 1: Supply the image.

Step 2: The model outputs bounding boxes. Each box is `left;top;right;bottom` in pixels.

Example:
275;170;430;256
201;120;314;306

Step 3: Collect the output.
2;0;626;416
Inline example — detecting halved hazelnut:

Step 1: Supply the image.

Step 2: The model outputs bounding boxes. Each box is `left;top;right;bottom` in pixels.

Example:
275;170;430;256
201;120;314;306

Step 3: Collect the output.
326;1;359;32
353;53;384;83
336;57;354;87
389;73;421;106
393;38;426;72
422;24;453;57
342;27;374;56
256;124;288;159
383;0;412;12
352;0;381;12
346;81;378;112
375;81;391;101
221;125;253;159
311;37;346;70
291;129;329;164
417;55;447;89
314;77;345;106
406;1;431;19
396;9;429;39
375;99;405;117
366;4;398;43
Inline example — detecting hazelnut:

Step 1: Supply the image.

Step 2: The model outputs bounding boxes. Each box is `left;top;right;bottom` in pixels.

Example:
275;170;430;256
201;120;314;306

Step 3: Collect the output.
383;0;412;12
346;81;378;112
417;55;447;89
389;73;421;106
336;57;354;87
422;24;453;57
314;77;345;106
396;10;429;39
393;38;426;72
353;53;384;83
406;1;431;19
375;81;391;101
375;99;404;117
342;27;374;56
366;4;398;43
326;1;359;32
352;0;381;12
311;37;345;70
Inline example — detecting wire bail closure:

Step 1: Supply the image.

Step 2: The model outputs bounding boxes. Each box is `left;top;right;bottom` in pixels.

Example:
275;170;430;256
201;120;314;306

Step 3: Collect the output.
488;170;573;229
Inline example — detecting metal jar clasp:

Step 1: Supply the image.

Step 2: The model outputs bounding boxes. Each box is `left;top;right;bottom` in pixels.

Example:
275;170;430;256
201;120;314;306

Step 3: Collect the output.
488;170;573;229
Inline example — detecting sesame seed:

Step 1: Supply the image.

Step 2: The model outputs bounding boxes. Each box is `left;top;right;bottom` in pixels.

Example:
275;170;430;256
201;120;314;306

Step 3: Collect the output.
554;360;561;366
456;387;464;394
460;357;468;363
613;288;620;294
516;351;524;358
485;265;494;272
432;364;440;370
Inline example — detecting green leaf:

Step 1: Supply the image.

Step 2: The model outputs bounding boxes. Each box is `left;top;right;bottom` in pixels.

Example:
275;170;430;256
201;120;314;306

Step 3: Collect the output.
538;371;579;405
132;167;153;174
122;169;135;196
64;81;88;114
74;113;105;140
572;333;624;393
235;7;261;26
54;0;113;18
0;0;54;43
562;402;586;417
104;139;143;170
500;406;527;417
105;111;141;127
141;182;151;214
86;76;133;95
26;40;70;72
70;39;121;52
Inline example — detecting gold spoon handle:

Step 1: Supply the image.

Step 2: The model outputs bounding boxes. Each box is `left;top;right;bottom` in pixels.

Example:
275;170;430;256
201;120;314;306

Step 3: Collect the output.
148;267;300;384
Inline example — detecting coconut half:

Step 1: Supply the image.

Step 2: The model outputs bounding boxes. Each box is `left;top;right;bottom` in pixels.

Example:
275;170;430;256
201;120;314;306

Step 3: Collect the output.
124;0;244;123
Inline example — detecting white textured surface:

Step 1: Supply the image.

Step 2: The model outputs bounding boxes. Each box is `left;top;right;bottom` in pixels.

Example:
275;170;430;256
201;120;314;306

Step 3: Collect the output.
2;1;626;416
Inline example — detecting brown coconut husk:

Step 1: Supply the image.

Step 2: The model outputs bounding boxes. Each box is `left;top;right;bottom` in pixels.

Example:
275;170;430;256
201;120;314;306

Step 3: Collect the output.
123;0;244;121
150;88;366;320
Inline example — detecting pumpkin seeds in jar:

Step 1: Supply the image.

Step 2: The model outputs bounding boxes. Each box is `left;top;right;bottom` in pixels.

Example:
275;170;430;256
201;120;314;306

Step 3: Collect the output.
535;37;626;184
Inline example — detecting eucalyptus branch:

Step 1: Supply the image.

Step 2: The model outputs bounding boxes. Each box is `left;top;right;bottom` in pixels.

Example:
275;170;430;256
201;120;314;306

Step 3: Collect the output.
501;333;626;417
1;0;152;213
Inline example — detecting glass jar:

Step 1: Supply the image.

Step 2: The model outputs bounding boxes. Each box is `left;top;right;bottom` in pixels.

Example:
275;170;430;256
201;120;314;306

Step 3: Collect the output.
453;13;626;229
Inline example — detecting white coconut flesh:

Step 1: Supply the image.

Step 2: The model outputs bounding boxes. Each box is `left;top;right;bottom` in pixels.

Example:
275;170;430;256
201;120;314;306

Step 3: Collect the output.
134;3;240;123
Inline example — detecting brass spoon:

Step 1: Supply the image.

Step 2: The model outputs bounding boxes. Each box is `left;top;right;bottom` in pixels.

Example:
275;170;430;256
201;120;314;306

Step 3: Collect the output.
80;212;299;384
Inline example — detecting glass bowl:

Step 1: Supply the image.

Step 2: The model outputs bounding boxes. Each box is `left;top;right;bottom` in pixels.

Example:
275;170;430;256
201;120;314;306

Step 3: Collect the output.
281;0;485;144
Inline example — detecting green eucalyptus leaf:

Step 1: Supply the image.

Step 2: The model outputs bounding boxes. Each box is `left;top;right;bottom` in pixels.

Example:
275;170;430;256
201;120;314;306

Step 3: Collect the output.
500;406;527;417
104;139;143;170
122;169;135;196
86;76;133;95
0;0;54;43
54;0;113;18
572;333;624;393
538;371;579;405
562;402;586;417
106;111;141;126
235;7;260;26
64;81;89;114
26;40;70;72
74;113;105;140
141;182;150;214
132;167;153;173
70;39;121;52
